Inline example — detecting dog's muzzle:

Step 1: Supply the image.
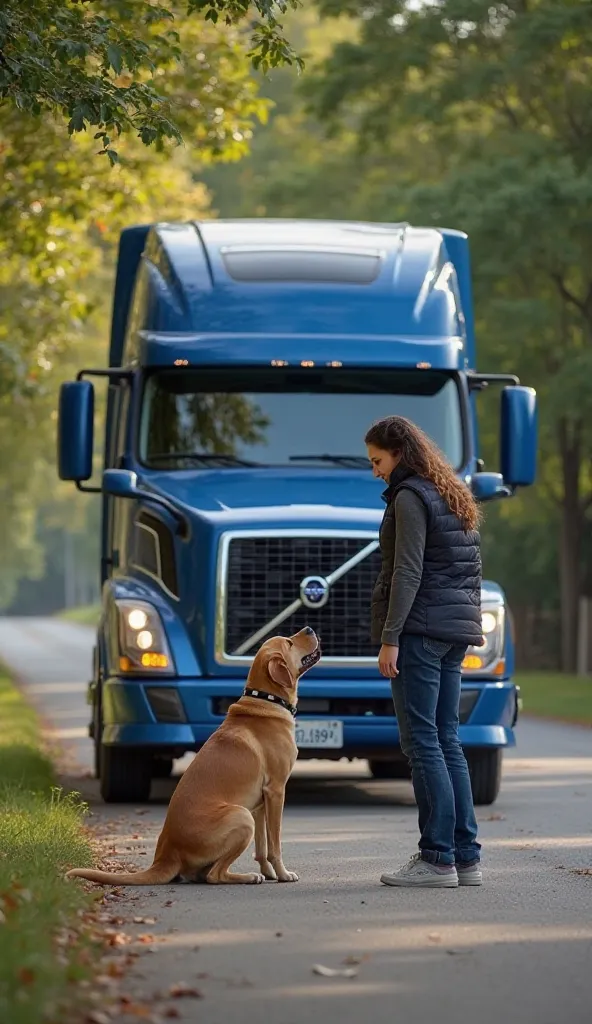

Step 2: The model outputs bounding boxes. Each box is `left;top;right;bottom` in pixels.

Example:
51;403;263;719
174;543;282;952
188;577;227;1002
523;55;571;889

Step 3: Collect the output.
300;645;321;671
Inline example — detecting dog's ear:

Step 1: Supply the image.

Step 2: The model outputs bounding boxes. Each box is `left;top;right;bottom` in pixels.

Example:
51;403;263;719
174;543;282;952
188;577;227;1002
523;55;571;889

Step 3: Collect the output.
266;654;293;691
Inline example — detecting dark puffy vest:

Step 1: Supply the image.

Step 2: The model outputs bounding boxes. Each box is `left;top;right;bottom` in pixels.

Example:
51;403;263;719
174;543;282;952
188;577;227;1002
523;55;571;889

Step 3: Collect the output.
372;466;483;647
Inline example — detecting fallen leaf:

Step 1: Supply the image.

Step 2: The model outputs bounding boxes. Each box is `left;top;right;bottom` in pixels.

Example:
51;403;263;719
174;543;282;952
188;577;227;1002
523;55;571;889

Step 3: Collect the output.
428;933;441;944
275;931;283;938
136;934;156;944
105;931;130;947
107;962;126;978
571;867;592;876
18;967;36;985
163;1010;180;1019
341;954;370;965
135;809;149;815
163;901;176;907
312;963;358;979
169;982;203;998
1;892;19;913
479;814;506;822
133;917;156;925
120;1003;153;1018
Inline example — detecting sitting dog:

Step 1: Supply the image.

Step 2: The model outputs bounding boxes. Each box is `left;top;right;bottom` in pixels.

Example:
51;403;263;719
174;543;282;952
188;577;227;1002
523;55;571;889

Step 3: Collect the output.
67;627;320;886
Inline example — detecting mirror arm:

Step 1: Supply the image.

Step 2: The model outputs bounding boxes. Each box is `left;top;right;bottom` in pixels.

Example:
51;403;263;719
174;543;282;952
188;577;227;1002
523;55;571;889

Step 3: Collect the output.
76;481;102;494
467;372;520;392
76;367;132;383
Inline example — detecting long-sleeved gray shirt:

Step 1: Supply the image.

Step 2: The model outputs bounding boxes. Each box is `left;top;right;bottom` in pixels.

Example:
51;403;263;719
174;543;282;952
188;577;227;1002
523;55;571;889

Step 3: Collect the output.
381;489;427;646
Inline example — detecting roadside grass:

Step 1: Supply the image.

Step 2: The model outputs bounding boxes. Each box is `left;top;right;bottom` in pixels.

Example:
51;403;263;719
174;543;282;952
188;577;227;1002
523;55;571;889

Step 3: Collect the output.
58;603;101;626
516;672;592;727
0;670;97;1024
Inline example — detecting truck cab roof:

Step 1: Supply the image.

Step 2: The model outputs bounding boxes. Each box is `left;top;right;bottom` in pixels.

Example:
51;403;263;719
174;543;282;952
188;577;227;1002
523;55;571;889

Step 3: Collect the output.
111;219;476;371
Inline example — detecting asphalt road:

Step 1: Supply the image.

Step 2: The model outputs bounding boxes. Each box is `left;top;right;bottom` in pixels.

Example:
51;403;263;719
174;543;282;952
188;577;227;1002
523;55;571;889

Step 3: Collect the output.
1;616;592;1024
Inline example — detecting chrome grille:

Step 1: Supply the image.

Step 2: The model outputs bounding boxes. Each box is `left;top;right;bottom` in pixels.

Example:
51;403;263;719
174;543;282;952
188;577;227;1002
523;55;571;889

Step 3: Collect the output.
219;531;381;663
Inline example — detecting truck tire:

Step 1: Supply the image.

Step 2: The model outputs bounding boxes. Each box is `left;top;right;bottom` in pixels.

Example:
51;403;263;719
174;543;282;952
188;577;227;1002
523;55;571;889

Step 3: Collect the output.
152;758;174;779
368;759;411;780
467;749;503;806
92;691;102;780
99;745;152;803
91;648;102;780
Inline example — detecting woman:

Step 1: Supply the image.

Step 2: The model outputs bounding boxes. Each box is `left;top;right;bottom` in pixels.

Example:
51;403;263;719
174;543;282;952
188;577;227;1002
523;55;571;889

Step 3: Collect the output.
366;415;483;888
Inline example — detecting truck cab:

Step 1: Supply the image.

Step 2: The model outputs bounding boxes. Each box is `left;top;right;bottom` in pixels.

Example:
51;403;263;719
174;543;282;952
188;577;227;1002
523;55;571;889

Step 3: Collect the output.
57;219;537;804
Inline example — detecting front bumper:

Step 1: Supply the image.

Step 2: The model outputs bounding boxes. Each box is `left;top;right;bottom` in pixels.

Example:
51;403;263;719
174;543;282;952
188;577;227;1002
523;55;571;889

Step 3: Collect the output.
98;676;519;754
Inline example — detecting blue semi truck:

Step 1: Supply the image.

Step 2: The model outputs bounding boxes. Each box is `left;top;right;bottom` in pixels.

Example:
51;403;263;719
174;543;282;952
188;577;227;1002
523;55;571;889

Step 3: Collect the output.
57;219;537;804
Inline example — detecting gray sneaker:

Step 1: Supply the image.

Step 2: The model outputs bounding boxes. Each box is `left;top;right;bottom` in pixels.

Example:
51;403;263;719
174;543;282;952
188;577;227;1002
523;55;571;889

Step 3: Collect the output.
381;853;458;888
456;862;482;886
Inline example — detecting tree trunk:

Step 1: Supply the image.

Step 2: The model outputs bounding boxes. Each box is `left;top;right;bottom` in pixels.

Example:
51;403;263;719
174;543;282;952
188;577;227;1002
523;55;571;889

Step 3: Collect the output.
558;419;582;673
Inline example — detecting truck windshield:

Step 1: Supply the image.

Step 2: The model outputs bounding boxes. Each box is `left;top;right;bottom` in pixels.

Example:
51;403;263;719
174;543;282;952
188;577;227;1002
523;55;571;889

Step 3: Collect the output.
139;367;465;470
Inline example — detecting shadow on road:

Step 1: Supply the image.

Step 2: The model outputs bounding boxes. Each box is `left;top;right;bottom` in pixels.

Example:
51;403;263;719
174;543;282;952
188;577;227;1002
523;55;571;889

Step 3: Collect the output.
60;770;417;809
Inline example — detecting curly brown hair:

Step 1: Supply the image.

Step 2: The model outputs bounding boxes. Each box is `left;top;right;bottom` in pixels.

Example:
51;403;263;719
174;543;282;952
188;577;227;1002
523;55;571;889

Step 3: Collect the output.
365;416;481;531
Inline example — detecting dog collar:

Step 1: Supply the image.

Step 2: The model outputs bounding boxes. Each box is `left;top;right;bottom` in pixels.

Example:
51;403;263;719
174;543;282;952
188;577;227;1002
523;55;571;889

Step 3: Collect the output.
242;688;297;717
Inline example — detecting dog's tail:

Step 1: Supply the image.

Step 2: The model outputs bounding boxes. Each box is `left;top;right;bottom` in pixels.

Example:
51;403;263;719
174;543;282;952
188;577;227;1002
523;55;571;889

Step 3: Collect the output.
67;850;181;887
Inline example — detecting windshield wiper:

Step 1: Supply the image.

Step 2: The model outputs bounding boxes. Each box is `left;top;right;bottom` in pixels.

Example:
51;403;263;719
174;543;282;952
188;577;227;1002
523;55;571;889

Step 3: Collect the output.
289;454;370;468
147;452;259;467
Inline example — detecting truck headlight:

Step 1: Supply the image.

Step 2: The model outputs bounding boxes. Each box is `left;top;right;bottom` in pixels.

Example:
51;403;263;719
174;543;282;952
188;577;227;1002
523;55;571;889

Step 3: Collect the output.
462;605;505;676
116;600;174;674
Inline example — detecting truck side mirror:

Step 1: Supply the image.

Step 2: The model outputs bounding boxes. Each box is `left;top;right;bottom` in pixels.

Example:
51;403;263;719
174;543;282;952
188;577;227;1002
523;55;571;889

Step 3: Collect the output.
501;386;538;487
471;472;511;502
57;381;94;481
103;468;139;497
103;469;190;538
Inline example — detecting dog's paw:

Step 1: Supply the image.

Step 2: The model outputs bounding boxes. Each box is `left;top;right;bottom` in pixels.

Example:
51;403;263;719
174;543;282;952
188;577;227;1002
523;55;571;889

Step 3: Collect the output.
255;857;278;881
247;872;266;884
277;870;299;883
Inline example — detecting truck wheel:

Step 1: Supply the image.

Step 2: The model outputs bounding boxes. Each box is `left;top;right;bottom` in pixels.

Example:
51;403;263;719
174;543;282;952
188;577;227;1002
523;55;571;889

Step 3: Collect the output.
92;649;103;780
152;758;174;779
93;692;102;780
368;759;411;780
467;749;503;806
99;746;152;803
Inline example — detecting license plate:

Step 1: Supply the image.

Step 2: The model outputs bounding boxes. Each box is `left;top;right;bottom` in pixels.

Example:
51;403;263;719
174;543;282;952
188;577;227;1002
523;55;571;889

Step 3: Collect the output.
295;720;343;749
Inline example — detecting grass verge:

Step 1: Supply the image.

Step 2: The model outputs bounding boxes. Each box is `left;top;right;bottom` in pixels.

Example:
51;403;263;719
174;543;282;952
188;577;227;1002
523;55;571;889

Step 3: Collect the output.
0;670;96;1024
58;604;101;626
516;672;592;727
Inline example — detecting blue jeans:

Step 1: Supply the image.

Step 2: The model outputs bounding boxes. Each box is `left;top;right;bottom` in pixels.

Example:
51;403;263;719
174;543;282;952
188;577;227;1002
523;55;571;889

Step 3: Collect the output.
391;634;481;866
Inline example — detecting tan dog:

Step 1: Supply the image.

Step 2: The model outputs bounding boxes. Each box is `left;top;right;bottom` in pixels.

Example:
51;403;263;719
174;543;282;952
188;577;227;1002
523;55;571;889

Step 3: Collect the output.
67;627;320;886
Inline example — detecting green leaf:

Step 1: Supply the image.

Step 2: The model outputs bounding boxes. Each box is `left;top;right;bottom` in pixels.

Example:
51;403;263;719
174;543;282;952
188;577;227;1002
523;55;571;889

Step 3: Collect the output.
67;109;85;134
106;44;123;74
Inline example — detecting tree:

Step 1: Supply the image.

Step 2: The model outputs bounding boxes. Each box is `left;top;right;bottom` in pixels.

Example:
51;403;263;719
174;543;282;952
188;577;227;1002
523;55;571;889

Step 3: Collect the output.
304;0;592;671
0;0;300;158
0;13;271;607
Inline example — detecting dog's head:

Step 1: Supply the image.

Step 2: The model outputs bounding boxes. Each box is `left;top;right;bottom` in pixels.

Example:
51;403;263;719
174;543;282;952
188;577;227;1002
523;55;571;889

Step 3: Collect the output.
249;628;321;706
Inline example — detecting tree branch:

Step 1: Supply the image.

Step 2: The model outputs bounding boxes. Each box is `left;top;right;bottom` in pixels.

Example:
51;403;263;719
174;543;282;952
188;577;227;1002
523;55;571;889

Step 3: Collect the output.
550;272;587;315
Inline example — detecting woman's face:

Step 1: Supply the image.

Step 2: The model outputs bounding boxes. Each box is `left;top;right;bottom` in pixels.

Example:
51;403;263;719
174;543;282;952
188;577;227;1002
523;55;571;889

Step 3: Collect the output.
366;444;401;483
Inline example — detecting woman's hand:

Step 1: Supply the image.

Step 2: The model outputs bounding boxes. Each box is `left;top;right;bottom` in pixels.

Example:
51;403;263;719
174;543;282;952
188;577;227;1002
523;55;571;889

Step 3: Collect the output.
378;644;399;678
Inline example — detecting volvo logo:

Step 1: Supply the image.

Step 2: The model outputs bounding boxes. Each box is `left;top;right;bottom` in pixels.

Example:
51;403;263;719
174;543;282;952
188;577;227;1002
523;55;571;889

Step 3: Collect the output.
300;575;330;609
